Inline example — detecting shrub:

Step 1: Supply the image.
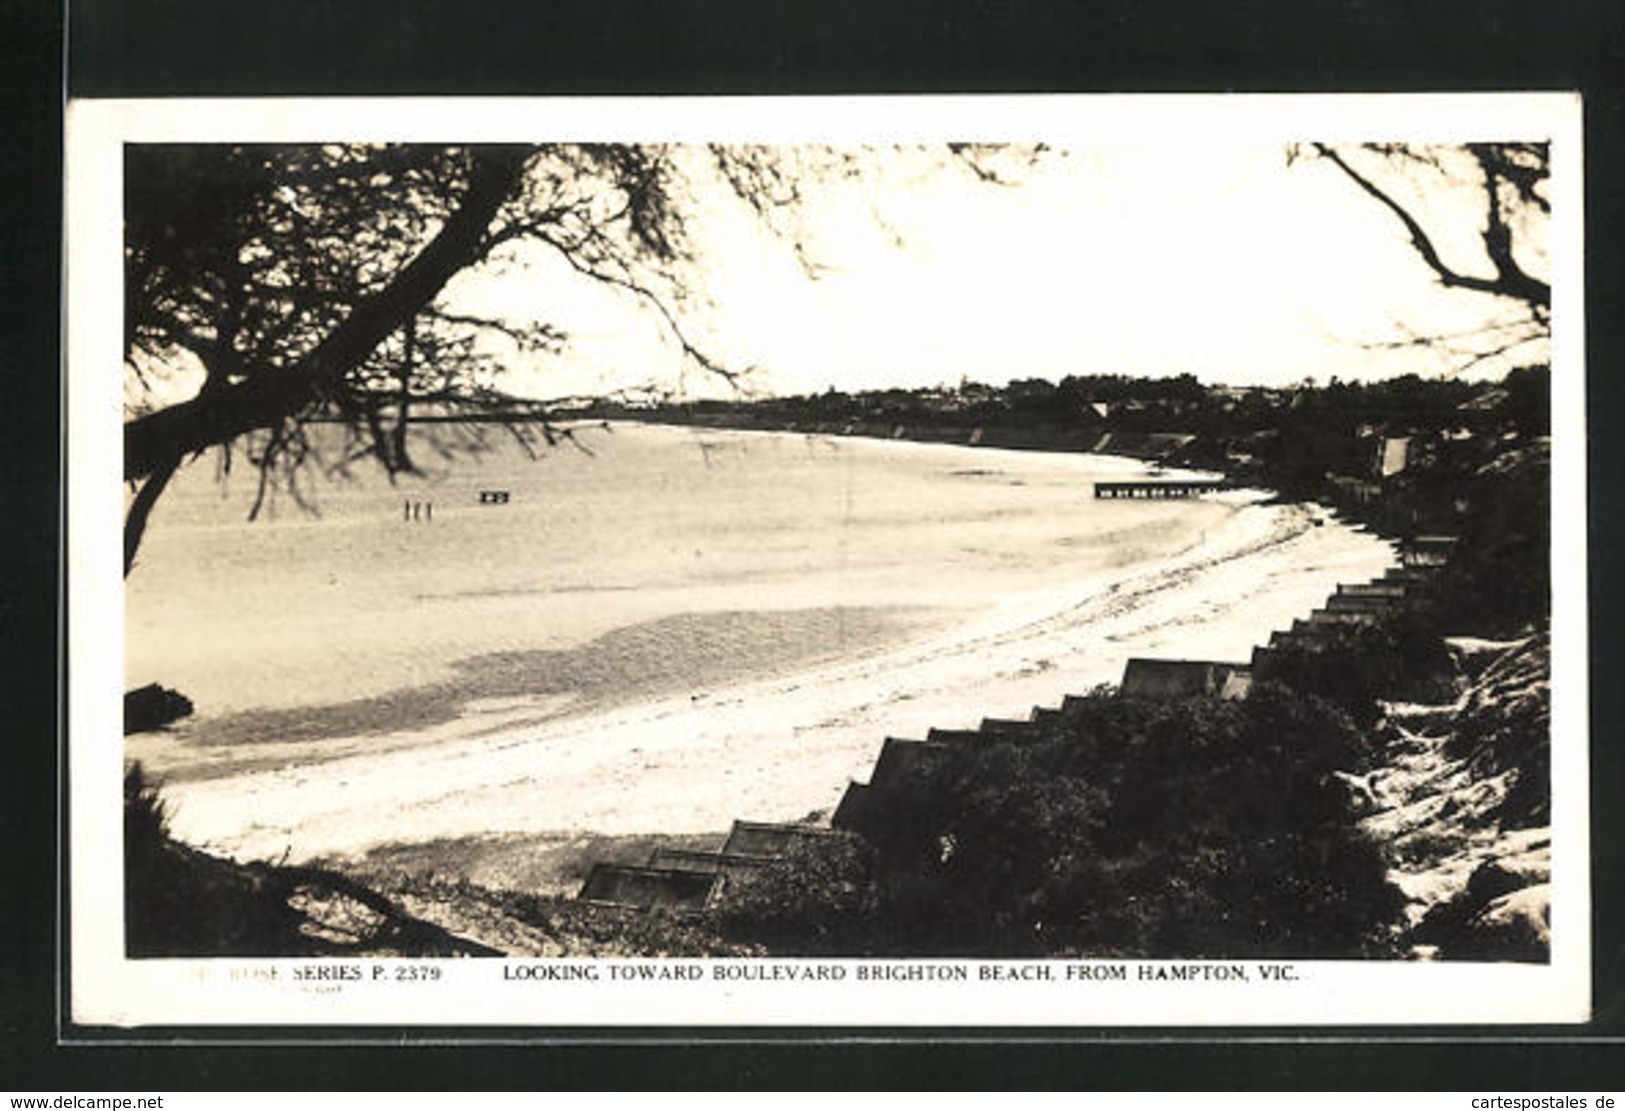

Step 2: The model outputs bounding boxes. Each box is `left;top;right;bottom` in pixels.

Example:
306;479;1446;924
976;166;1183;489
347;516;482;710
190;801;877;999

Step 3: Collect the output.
1438;445;1550;637
124;762;312;956
726;688;1405;959
1262;614;1455;726
714;834;879;955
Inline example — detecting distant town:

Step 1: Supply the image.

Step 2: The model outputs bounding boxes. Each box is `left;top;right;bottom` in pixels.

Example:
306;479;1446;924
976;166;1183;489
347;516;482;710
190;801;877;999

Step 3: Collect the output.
557;369;1544;537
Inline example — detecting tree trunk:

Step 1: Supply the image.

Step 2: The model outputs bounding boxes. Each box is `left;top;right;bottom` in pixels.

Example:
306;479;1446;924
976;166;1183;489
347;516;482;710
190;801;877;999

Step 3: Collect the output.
124;453;179;576
122;145;532;483
391;315;415;473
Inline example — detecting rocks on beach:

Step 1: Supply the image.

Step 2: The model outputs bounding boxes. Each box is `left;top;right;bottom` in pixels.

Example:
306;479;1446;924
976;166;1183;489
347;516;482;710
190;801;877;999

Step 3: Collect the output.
124;682;194;735
1360;634;1551;961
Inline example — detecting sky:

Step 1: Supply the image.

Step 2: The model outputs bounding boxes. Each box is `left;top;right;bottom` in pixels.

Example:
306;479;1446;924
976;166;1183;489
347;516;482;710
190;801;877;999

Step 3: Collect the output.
104;96;1562;412
458;140;1551;401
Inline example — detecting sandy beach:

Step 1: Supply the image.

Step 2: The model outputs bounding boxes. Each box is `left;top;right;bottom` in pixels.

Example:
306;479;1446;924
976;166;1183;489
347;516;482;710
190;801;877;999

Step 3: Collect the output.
125;424;1397;868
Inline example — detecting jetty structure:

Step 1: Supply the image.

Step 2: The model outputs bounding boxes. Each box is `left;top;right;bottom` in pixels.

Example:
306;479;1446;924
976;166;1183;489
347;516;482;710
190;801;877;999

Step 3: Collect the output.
1093;478;1228;499
573;514;1457;913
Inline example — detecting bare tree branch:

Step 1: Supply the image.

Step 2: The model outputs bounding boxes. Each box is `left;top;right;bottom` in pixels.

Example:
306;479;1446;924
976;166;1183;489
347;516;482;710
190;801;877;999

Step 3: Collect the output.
529;228;745;386
124;146;534;482
1311;142;1550;321
121;142;1038;570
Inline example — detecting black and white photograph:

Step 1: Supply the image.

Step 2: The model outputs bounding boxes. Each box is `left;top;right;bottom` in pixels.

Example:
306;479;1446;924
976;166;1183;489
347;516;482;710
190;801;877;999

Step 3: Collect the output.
65;94;1588;1027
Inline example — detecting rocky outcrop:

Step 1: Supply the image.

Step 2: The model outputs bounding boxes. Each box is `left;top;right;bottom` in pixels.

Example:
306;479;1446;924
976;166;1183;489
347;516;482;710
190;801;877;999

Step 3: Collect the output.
124;682;194;735
1356;634;1551;960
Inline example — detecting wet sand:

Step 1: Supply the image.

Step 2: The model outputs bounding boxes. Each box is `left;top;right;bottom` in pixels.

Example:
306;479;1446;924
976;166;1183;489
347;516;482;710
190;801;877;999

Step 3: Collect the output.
125;424;1396;864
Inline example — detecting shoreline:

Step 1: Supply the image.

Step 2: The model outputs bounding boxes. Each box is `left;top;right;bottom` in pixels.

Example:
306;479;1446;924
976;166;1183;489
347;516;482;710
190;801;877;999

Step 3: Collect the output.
124;423;1226;721
143;487;1396;868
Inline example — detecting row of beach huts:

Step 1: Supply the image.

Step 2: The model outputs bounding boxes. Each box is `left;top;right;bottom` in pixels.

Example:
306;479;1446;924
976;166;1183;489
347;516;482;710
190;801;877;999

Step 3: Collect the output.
575;491;1458;912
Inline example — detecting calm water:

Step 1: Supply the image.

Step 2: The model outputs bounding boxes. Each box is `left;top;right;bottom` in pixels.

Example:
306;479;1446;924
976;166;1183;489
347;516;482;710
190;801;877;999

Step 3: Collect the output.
126;422;1227;743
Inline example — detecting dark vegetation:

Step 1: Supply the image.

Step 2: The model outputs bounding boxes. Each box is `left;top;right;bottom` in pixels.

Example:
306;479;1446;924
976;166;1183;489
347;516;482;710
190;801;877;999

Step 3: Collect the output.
386;875;755;957
1260;612;1458;727
718;686;1404;958
124;763;497;956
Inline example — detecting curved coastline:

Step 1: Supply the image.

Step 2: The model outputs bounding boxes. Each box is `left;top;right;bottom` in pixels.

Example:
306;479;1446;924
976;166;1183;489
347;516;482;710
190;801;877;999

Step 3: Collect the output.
138;441;1397;865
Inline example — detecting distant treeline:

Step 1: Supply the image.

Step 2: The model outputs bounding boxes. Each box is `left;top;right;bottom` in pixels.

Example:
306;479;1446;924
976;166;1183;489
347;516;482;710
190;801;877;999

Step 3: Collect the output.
594;368;1549;636
590;370;1542;444
588;369;1545;471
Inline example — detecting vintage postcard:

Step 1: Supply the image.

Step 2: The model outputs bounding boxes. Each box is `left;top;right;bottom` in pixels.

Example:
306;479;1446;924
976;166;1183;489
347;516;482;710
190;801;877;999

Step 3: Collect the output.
65;93;1588;1029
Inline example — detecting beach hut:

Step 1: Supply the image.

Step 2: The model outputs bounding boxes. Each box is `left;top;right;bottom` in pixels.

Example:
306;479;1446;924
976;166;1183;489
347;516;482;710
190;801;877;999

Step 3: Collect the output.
1119;658;1251;700
576;863;723;911
647;848;778;880
720;820;839;858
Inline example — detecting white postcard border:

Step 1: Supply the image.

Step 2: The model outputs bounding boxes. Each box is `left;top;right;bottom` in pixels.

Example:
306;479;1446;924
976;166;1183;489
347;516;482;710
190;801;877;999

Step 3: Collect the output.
66;92;1590;1029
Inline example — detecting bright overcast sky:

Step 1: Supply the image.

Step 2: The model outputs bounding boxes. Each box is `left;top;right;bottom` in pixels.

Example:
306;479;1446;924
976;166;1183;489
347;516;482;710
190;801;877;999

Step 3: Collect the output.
465;139;1550;401
94;97;1565;408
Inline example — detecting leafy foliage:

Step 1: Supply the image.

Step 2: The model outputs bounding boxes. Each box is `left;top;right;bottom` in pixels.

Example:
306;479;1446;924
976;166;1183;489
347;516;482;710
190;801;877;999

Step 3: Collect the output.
125;763;497;956
712;835;879;956
124;145;682;504
719;686;1405;958
1302;142;1550;375
124;762;309;956
1262;613;1457;726
121;142;1043;571
1436;441;1551;637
